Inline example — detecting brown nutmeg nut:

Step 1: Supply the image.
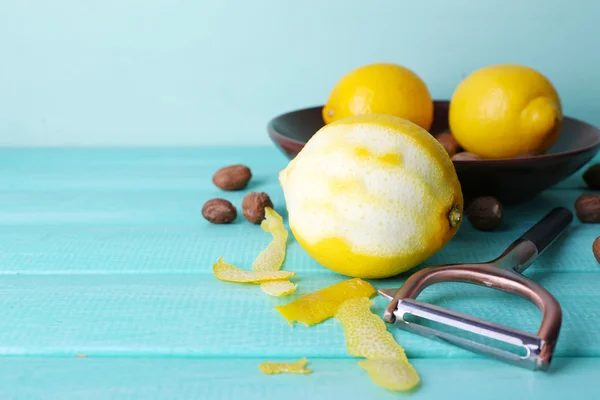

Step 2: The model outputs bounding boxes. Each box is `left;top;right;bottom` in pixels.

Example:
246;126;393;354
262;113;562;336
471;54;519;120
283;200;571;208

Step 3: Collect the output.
202;198;237;224
583;164;600;190
451;152;480;161
593;237;600;264
212;164;252;191
466;196;503;231
436;132;460;157
242;192;273;224
575;194;600;223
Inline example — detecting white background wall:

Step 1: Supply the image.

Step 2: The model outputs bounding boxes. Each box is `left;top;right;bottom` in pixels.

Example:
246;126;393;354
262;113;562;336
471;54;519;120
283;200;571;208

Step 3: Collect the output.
1;0;598;146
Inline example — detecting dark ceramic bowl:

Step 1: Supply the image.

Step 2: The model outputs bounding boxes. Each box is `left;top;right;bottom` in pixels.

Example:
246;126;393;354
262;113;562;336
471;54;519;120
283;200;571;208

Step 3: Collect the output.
268;101;600;205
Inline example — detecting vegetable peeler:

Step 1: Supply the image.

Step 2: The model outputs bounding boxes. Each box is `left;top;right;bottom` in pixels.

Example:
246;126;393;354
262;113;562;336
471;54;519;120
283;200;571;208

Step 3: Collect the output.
380;207;573;371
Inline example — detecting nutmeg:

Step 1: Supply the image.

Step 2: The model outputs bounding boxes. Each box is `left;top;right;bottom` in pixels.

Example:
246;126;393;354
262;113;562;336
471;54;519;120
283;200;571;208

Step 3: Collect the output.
465;196;503;231
436;132;460;157
202;198;237;224
593;237;600;264
451;152;480;161
212;164;252;191
583;164;600;190
574;194;600;223
242;192;273;224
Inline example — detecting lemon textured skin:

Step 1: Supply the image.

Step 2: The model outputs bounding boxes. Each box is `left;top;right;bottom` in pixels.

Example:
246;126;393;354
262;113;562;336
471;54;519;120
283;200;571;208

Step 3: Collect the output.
279;114;463;279
449;64;562;159
322;63;434;131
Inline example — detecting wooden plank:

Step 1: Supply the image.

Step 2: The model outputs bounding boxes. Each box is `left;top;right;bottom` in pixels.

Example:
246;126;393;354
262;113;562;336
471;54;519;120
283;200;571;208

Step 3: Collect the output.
0;357;594;400
0;190;589;229
0;217;596;273
0;274;597;358
0;148;596;191
0;148;289;167
0;172;593;229
0;148;289;192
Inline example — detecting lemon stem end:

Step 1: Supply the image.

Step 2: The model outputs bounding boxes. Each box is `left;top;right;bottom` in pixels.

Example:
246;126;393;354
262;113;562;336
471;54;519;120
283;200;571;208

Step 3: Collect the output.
448;204;462;228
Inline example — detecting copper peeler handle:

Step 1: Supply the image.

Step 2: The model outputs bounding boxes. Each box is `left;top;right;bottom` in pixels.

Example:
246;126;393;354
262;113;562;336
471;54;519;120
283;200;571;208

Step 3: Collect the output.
382;207;573;371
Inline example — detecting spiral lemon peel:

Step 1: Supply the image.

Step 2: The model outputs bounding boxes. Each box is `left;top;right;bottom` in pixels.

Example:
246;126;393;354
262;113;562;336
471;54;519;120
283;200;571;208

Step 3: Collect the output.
212;258;294;283
274;278;376;326
335;298;419;391
253;208;297;296
258;358;312;375
212;208;296;295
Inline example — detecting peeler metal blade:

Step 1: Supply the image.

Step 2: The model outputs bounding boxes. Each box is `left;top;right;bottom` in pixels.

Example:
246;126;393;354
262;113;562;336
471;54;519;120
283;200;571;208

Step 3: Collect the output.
381;207;572;371
392;298;544;370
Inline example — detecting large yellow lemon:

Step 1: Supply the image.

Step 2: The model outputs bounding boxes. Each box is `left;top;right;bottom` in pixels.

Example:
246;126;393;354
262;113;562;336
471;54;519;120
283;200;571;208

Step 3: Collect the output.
449;64;562;159
322;63;434;130
279;114;463;279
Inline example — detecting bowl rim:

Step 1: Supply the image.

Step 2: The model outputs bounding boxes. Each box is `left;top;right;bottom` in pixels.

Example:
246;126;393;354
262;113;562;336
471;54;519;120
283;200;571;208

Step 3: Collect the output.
267;103;600;164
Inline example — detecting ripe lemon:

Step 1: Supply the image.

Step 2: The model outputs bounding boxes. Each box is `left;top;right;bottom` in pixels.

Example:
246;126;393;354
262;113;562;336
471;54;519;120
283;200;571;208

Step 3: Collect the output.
449;64;562;159
279;114;463;279
322;63;434;130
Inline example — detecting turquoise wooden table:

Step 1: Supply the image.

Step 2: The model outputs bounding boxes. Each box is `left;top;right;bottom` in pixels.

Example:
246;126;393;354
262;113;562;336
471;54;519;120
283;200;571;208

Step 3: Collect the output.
0;148;598;399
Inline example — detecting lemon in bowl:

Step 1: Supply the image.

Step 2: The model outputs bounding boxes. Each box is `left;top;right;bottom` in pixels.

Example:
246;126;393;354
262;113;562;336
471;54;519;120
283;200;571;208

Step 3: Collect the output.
449;64;562;159
322;63;434;131
279;114;463;279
